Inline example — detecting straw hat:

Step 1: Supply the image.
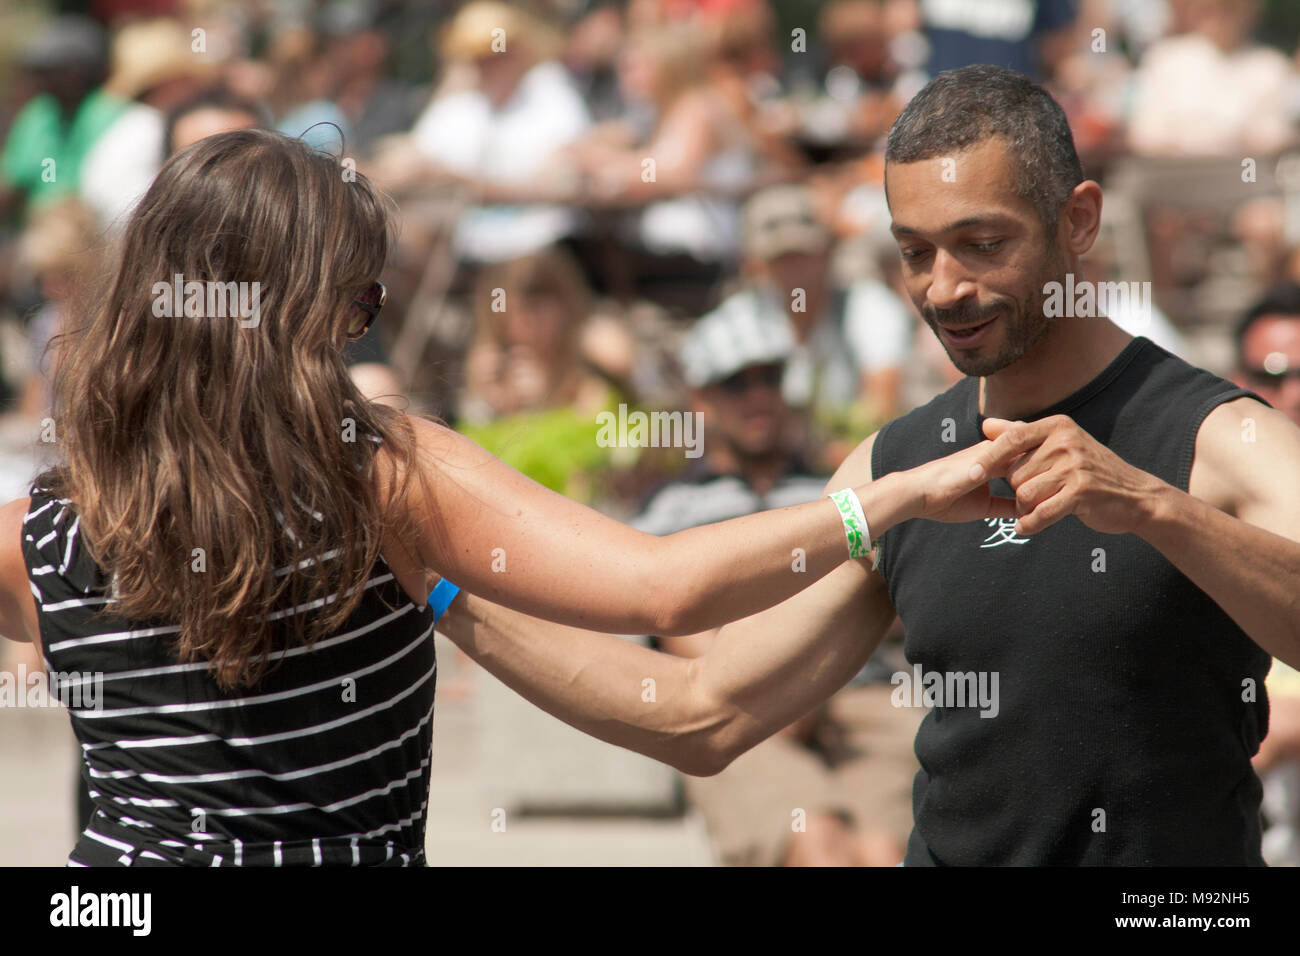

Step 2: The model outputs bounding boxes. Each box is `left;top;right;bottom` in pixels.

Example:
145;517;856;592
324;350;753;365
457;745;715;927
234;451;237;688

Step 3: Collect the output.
438;2;561;64
105;19;217;100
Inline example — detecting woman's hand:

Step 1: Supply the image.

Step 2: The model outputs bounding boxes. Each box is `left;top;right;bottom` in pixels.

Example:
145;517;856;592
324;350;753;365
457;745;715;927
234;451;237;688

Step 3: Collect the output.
905;437;1020;525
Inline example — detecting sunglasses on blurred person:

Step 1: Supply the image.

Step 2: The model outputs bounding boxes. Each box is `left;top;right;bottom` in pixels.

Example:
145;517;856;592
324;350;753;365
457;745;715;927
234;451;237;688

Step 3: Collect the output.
1245;367;1300;387
1243;353;1300;388
348;281;386;340
717;363;784;396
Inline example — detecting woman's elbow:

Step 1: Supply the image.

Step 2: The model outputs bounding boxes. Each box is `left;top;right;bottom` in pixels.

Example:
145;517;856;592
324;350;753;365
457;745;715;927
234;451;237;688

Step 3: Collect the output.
644;573;709;637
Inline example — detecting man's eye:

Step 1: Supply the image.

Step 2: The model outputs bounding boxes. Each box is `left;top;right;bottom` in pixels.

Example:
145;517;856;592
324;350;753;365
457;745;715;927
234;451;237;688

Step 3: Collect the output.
900;247;927;261
971;240;1003;254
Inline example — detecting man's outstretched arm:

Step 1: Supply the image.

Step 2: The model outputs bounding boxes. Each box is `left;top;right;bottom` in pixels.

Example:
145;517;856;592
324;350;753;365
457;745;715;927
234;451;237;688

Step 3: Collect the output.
443;556;888;776
437;433;901;776
438;429;1021;774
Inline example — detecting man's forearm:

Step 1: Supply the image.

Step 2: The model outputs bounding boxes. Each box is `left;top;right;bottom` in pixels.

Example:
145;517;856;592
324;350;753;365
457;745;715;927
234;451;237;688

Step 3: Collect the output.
440;593;726;774
1138;484;1300;666
438;470;920;772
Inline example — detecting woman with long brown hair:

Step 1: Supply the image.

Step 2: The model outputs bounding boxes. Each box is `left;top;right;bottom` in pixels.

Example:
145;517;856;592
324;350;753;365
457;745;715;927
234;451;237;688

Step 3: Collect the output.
0;129;898;866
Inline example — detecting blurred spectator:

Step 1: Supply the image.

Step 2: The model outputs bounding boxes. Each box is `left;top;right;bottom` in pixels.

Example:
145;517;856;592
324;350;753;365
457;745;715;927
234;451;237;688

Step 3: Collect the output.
1128;0;1293;157
1233;283;1300;436
701;0;805;171
1233;285;1300;866
13;197;98;418
380;1;591;263
633;298;922;866
711;184;913;458
79;18;217;230
1233;196;1290;288
320;1;424;156
0;16;125;219
164;86;270;155
921;0;1077;83
461;244;635;422
569;21;762;262
810;0;910;148
1046;0;1133;168
563;0;630;121
267;22;351;152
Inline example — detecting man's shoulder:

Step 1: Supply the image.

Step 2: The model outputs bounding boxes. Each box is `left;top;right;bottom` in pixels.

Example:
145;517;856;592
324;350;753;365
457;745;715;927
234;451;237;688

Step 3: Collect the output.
873;377;978;469
1129;337;1269;413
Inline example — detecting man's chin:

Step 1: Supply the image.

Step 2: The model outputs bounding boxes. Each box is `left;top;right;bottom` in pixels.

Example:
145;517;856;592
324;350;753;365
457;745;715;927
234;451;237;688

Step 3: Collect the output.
933;326;1010;377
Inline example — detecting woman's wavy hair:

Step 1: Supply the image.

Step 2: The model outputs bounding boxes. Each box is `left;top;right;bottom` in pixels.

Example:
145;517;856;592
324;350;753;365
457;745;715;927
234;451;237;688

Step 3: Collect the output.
37;128;429;690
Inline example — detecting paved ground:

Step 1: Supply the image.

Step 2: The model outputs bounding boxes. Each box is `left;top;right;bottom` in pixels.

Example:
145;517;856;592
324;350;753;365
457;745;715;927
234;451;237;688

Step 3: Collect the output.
0;635;714;867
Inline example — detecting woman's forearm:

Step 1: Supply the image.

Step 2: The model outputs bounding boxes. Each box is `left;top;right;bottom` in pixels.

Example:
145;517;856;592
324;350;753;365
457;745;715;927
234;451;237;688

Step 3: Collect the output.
413;419;922;639
644;472;916;635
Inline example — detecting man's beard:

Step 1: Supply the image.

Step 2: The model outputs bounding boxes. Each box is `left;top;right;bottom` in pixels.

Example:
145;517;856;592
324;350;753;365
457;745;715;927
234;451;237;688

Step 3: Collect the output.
723;430;787;469
922;257;1063;378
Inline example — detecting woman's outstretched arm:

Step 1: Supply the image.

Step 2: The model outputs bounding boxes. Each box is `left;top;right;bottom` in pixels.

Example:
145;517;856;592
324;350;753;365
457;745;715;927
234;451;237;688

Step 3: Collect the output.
385;416;898;637
388;415;1017;639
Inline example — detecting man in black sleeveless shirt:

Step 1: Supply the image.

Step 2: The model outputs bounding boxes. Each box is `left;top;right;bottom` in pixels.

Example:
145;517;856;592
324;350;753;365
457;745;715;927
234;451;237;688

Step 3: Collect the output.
439;65;1300;865
855;64;1296;866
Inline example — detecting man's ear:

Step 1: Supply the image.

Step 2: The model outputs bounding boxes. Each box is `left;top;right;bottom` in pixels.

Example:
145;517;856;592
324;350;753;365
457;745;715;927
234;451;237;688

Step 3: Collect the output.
1061;180;1103;258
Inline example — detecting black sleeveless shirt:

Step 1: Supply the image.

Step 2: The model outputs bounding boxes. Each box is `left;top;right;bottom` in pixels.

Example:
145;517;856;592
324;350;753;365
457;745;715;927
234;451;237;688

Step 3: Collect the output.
871;336;1273;865
22;485;437;867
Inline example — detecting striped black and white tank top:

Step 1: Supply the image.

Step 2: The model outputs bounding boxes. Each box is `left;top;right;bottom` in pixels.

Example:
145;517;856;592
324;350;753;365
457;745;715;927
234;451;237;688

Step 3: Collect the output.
21;484;437;867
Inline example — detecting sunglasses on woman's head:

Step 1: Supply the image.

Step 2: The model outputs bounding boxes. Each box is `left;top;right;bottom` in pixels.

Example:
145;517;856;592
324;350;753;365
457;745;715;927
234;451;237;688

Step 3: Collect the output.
348;281;386;340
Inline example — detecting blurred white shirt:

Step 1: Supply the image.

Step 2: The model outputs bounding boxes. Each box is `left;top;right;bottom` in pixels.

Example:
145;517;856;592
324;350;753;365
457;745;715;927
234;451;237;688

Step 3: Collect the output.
412;60;590;262
1128;33;1292;157
79;104;164;232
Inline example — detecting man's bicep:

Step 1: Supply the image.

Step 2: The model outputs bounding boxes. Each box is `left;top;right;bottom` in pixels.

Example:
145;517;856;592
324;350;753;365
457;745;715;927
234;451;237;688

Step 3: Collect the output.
1195;398;1300;543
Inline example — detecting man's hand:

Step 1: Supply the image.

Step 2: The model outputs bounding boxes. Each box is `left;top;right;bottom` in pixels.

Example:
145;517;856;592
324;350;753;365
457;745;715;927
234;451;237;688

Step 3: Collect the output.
982;415;1166;536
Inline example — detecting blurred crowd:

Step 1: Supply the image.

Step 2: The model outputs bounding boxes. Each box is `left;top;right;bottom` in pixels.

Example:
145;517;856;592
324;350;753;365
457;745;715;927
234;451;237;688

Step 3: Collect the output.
3;0;1300;866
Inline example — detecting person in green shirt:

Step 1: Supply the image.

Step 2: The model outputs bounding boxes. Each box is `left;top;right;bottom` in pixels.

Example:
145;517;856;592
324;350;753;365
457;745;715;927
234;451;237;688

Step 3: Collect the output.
0;16;128;215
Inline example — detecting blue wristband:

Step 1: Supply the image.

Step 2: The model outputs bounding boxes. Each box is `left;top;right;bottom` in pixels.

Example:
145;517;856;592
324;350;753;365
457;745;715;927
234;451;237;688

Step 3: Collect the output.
428;578;461;624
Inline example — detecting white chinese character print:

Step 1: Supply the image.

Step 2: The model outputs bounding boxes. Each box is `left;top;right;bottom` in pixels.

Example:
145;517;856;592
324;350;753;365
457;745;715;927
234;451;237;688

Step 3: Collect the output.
980;517;1031;548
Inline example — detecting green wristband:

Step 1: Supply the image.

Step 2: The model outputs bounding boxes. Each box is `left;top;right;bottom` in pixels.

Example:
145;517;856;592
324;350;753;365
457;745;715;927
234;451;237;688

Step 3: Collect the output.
828;487;873;560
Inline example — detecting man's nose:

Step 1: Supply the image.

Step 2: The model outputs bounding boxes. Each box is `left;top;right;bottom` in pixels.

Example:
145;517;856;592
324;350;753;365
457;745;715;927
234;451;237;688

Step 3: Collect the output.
926;248;976;312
